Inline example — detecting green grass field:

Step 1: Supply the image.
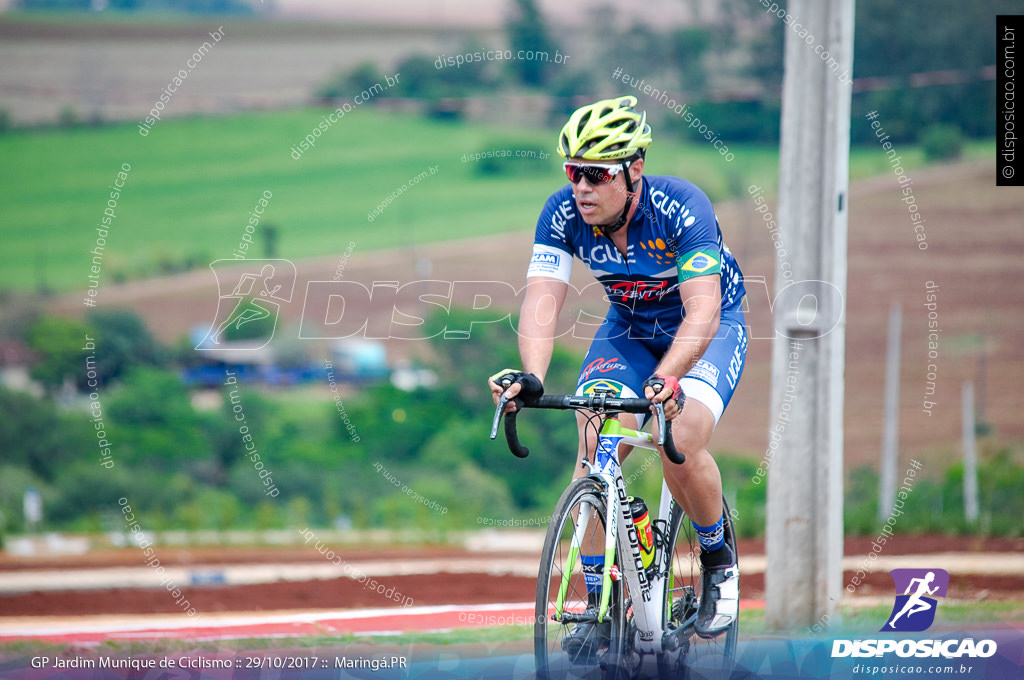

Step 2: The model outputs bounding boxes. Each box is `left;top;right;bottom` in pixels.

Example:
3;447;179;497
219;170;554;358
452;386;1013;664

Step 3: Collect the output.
0;109;993;293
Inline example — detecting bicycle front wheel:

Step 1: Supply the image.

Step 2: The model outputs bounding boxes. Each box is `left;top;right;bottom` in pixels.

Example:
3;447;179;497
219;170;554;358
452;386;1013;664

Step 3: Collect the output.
535;477;631;680
658;495;739;678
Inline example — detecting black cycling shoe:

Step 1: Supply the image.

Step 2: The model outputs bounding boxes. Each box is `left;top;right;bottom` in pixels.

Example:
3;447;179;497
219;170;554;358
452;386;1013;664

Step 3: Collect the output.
695;546;739;639
561;597;611;664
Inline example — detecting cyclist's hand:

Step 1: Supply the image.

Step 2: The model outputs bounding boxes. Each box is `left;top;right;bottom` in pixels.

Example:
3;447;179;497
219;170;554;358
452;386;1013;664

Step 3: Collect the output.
489;369;543;412
642;373;685;420
489;372;520;412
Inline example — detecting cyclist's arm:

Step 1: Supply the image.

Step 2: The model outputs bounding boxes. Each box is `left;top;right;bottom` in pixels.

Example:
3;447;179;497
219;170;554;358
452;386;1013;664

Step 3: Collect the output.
489;276;568;409
652;274;721;385
493;192;574;406
518;276;569;382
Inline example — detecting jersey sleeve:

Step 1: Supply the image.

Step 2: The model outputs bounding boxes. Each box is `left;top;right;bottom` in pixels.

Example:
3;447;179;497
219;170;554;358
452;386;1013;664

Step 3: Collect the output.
527;191;576;283
668;183;722;283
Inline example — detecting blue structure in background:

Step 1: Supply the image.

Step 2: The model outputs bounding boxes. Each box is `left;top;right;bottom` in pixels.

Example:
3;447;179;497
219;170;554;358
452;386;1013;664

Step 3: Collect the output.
181;326;388;388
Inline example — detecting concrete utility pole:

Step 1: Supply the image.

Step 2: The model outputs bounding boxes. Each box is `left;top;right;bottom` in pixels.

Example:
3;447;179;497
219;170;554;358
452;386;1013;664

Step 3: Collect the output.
879;303;901;520
765;0;855;631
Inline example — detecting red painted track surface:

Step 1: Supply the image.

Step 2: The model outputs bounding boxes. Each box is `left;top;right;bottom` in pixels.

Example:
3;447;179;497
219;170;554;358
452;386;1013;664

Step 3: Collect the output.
1;600;767;644
4;536;1020;645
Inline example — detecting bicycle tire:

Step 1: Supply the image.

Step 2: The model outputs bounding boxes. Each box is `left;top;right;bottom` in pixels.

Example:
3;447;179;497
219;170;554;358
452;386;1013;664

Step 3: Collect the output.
657;495;739;679
535;477;632;680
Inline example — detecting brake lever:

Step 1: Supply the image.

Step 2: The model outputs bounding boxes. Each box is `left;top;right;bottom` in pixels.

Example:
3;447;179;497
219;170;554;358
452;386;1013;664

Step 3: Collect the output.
652;399;686;464
653;401;667;446
490;376;515;439
490;394;509;440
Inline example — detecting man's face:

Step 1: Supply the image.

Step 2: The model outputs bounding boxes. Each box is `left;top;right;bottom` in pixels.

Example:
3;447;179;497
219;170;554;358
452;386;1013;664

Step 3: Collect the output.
566;158;644;226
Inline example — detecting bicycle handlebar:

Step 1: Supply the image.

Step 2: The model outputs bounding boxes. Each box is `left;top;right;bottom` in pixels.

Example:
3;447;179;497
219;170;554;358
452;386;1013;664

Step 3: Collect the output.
489;392;685;465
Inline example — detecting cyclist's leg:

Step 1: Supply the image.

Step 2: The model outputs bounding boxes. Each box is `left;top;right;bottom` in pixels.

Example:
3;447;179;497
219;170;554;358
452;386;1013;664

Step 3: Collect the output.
657;399;721;526
653;308;747;523
564;316;658;653
653;308;747;635
572;316;658;480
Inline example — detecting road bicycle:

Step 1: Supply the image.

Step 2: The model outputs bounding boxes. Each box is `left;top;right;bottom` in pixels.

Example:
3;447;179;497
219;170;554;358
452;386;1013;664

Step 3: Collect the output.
491;384;738;679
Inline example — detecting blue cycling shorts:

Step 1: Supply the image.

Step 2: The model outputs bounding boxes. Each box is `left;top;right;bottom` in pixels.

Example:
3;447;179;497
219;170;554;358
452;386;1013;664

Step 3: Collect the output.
574;308;747;426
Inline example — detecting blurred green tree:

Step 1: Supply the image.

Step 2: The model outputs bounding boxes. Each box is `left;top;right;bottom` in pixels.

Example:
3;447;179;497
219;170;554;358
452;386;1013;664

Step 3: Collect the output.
506;0;560;87
0;388;84;480
86;308;167;386
670;27;712;93
106;367;212;470
25;316;95;393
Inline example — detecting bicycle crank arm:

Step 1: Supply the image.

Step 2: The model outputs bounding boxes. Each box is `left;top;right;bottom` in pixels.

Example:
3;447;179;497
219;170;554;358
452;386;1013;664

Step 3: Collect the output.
661;615;698;652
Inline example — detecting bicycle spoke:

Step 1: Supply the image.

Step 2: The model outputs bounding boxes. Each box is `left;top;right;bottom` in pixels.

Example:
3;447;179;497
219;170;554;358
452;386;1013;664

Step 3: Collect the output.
658;497;738;679
536;479;628;680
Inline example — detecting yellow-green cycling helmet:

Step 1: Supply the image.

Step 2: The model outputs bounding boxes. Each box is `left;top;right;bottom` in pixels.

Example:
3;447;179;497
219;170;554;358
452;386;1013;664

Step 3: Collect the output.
558;95;652;161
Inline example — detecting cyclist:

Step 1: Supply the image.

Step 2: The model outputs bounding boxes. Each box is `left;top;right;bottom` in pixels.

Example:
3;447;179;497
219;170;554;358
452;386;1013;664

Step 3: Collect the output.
489;96;746;655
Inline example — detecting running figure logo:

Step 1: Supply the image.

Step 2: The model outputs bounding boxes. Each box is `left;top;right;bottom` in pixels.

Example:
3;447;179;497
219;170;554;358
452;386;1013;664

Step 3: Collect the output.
881;568;949;632
197;259;296;350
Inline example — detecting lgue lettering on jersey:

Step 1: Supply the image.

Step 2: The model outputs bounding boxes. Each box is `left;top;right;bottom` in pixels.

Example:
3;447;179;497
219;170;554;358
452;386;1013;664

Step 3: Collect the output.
649;189;681;220
726;342;743;390
588;243;626;265
548;198;575;241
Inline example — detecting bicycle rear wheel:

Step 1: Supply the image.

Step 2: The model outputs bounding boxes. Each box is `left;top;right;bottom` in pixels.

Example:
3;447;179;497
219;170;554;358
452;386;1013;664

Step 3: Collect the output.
535;477;631;680
657;496;739;679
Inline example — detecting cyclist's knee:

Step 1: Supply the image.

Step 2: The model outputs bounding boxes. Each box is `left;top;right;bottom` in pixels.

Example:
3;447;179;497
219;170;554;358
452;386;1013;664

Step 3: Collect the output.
661;445;713;481
669;429;710;461
665;401;715;457
652;426;703;463
658;425;717;482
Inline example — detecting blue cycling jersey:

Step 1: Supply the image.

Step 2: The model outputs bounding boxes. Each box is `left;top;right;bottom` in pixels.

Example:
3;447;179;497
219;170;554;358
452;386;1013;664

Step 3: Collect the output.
528;175;746;339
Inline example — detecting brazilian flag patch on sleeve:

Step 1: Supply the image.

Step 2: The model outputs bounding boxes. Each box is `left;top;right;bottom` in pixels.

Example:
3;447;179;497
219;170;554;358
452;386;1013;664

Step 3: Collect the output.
676;248;721;282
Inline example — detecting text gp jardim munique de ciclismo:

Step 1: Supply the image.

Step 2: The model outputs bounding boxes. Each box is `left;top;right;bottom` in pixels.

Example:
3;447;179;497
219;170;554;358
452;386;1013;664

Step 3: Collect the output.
30;657;237;671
